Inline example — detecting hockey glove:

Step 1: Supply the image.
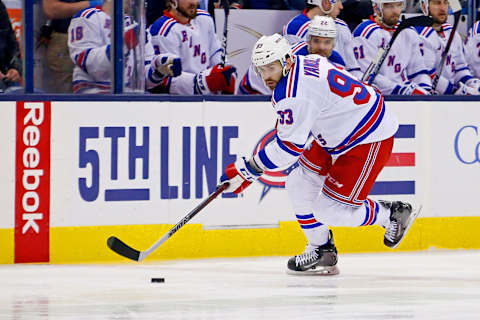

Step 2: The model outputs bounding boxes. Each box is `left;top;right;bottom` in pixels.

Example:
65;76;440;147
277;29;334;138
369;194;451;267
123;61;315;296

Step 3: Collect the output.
220;157;263;194
195;64;237;94
464;78;480;95
454;80;480;95
153;54;182;77
124;23;139;51
395;82;430;95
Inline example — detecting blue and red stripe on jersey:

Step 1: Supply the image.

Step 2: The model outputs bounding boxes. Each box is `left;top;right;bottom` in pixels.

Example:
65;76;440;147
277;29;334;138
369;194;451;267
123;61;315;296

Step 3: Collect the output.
150;16;177;37
283;13;310;38
276;135;304;157
291;42;308;55
74;48;92;73
296;213;323;229
353;20;379;39
272;60;300;105
326;94;385;155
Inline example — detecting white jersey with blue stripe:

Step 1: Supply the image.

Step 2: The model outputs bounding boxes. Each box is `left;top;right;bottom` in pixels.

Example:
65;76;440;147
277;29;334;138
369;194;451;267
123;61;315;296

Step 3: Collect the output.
252;55;398;172
149;10;222;94
239;42;345;95
464;21;480;79
415;23;474;94
282;13;362;78
352;18;432;95
68;7;161;93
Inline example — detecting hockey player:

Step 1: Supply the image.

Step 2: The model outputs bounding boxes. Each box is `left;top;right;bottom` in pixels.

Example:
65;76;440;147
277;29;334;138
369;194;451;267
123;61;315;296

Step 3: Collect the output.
417;0;480;95
465;20;480;78
282;0;362;79
149;0;237;95
68;1;181;93
240;15;345;95
220;34;419;275
352;0;432;95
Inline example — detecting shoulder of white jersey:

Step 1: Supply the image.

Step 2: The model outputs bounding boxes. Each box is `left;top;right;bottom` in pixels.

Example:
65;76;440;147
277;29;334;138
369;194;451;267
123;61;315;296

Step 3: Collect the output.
352;20;379;39
441;23;453;32
272;57;302;105
334;18;348;28
196;9;212;18
469;20;480;37
291;41;309;56
414;25;435;38
150;15;178;37
72;6;103;20
283;13;310;39
328;50;345;66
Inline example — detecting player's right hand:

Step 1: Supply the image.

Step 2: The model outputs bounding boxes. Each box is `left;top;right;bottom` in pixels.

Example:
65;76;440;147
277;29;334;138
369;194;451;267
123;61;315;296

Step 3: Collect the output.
153;54;182;77
396;82;429;95
195;64;237;94
220;157;262;194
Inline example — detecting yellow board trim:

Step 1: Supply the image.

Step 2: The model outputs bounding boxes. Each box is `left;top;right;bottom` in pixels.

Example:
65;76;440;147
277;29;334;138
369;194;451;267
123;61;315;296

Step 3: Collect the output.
0;228;14;264
2;217;480;264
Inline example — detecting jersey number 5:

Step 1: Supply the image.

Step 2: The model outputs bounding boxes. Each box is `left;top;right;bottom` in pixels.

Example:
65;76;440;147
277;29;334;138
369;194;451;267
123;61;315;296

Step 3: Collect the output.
327;69;371;105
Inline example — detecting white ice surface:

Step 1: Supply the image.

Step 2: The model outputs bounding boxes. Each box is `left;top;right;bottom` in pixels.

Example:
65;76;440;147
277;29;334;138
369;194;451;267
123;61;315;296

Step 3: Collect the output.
2;250;480;319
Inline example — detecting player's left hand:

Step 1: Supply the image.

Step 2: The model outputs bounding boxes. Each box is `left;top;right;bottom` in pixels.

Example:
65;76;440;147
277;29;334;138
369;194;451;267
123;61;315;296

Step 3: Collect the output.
220;157;262;194
153;54;182;77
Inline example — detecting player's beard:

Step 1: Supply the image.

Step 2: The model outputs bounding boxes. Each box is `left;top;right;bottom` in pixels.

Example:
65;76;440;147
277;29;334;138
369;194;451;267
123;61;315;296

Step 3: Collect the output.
177;3;198;19
432;13;447;25
382;14;400;28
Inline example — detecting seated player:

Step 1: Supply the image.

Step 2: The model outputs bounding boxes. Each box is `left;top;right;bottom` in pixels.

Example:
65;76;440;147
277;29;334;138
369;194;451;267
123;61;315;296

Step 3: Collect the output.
68;0;181;93
282;0;362;79
149;0;237;95
240;15;345;95
417;0;480;95
465;20;480;79
352;0;432;95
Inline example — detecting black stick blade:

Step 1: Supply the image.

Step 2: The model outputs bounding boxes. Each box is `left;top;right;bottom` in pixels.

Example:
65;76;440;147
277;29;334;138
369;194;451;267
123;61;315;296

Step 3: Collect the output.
107;236;141;261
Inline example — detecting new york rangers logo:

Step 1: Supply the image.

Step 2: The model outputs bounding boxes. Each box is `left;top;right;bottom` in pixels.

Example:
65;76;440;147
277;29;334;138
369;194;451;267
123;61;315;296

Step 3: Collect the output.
253;129;298;201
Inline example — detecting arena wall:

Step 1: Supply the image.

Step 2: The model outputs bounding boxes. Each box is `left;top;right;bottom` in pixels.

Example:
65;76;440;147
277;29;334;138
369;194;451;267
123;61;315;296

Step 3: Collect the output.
1;96;480;264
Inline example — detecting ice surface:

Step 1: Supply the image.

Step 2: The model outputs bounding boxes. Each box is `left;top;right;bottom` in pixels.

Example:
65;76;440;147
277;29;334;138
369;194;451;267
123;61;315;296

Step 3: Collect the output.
1;250;480;319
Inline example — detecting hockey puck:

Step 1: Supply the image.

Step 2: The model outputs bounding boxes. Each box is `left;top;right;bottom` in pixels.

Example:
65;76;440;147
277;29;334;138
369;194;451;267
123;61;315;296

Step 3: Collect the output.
151;277;165;283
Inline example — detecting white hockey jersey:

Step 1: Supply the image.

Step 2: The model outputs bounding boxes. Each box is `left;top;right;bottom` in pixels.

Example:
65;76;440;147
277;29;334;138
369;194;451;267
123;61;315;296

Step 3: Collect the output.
282;12;362;79
352;17;432;95
239;41;345;95
415;23;474;94
149;9;222;94
68;6;162;93
252;55;398;172
463;21;480;79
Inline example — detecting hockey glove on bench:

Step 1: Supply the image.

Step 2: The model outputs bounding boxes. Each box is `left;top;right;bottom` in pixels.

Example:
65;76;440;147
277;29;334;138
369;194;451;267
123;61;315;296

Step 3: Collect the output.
195;64;237;94
220;157;263;194
153;54;182;77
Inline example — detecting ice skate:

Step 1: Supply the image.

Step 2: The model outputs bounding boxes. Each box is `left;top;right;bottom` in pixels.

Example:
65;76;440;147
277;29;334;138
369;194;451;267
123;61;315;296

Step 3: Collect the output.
379;201;422;249
287;230;339;276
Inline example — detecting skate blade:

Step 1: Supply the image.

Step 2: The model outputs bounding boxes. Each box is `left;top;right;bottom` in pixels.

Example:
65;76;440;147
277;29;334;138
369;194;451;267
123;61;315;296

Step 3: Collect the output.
286;265;340;276
390;205;423;249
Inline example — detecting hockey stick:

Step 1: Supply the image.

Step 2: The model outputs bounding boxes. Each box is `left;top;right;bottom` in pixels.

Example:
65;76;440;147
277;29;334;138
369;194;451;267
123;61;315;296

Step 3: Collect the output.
431;0;462;93
220;0;230;67
107;182;229;262
362;15;434;84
